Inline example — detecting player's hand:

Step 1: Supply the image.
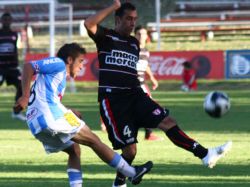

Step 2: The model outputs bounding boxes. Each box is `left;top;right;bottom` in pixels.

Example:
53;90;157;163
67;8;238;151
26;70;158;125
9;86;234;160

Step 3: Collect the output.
70;108;83;119
113;0;121;10
151;79;159;90
14;96;29;113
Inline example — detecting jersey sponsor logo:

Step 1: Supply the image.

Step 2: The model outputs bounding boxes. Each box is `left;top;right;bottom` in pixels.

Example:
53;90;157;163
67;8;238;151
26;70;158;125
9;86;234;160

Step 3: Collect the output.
106;88;112;92
27;107;38;121
192;142;199;150
126;137;135;143
0;43;15;53
105;50;138;69
33;62;40;72
43;58;61;65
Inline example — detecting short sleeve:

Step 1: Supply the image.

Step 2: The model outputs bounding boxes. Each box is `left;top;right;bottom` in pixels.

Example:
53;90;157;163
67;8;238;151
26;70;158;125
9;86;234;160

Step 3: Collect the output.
31;57;65;75
87;25;107;44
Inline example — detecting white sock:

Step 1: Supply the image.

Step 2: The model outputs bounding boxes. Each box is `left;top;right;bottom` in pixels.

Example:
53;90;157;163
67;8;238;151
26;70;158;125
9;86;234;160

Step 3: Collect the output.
109;153;136;177
67;168;83;187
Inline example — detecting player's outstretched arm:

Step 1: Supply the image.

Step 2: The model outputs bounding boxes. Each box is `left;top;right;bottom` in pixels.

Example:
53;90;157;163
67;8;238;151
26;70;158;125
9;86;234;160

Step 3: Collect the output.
84;0;121;34
146;65;158;90
15;63;34;111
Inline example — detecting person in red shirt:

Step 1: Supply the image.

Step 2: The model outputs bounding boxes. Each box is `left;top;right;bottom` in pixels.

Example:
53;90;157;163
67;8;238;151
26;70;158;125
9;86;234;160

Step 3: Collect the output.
181;61;197;92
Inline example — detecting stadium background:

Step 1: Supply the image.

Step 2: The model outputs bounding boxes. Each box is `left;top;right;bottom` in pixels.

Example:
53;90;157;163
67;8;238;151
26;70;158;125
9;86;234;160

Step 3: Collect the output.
0;1;250;187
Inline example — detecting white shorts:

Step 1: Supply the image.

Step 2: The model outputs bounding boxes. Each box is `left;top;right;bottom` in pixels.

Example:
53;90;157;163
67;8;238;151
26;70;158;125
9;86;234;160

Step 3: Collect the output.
34;110;85;154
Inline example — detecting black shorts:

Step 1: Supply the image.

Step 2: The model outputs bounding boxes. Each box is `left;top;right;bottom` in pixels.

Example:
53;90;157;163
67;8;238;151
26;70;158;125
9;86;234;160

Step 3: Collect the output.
99;88;169;150
0;68;21;86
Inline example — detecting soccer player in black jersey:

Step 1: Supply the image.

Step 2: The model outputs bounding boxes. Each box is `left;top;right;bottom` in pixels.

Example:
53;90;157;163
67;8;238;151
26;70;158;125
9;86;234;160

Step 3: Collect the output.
0;12;25;121
84;1;232;187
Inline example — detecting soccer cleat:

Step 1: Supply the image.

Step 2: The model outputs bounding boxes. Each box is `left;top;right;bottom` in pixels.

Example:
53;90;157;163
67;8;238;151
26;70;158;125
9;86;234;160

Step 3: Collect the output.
112;175;126;187
11;112;26;121
128;161;153;185
202;141;232;168
112;183;127;187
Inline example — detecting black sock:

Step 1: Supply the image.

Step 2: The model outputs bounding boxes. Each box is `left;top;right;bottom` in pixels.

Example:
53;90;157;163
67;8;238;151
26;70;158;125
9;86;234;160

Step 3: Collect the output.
166;125;208;159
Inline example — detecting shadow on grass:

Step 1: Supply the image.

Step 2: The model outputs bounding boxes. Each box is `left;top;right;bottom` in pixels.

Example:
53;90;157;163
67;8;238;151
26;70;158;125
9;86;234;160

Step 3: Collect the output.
0;163;249;187
0;163;248;176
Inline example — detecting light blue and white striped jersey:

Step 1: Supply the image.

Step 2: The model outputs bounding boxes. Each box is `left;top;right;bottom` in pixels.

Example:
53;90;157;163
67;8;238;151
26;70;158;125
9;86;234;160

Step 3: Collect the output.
26;57;68;135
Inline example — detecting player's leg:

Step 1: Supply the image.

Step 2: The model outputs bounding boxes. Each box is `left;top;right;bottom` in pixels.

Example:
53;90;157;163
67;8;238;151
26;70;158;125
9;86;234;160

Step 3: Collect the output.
112;144;136;187
100;116;107;132
100;97;141;187
7;68;25;121
32;112;152;186
158;116;208;158
5;68;22;102
73;125;137;177
141;84;163;141
34;127;83;187
144;128;163;141
72;125;153;184
63;143;82;187
138;90;232;168
158;116;232;168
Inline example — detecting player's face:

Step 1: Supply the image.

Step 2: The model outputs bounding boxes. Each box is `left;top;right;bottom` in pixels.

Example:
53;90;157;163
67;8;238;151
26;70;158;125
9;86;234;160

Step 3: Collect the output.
135;28;148;44
116;10;137;36
1;15;12;28
69;54;85;78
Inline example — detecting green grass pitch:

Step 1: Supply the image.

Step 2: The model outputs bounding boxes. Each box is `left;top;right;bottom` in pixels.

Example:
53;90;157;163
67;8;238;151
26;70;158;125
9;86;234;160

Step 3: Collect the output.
0;82;249;187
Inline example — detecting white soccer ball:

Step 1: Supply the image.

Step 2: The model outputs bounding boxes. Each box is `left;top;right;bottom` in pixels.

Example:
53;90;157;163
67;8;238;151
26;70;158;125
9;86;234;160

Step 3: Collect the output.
203;91;230;118
180;84;189;92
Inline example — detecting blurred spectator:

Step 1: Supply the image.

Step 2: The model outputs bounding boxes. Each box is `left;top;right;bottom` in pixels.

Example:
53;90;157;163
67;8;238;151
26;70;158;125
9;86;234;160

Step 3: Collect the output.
0;12;26;121
181;61;197;92
134;25;163;141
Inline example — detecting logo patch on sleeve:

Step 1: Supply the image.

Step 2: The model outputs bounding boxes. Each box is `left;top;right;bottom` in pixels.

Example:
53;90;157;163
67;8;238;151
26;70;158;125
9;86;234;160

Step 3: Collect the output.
152;108;161;115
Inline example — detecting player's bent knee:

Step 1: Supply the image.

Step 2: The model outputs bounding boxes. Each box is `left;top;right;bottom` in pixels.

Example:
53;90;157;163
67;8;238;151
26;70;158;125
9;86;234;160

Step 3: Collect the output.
158;116;177;132
63;143;81;157
122;144;137;160
73;126;102;147
73;143;81;157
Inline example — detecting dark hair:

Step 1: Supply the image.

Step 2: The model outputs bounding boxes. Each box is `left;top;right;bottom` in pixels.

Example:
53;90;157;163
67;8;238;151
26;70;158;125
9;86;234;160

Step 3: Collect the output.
1;12;12;20
115;2;136;17
134;25;146;35
183;61;192;69
57;43;86;63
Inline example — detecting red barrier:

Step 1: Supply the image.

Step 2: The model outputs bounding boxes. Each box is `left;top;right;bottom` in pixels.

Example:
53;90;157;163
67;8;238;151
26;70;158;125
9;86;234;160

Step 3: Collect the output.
25;53;49;62
75;53;99;81
25;51;224;81
149;51;224;80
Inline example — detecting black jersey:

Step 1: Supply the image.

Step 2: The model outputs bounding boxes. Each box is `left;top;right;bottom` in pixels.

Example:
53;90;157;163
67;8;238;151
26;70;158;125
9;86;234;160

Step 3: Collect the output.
88;25;141;98
0;29;18;68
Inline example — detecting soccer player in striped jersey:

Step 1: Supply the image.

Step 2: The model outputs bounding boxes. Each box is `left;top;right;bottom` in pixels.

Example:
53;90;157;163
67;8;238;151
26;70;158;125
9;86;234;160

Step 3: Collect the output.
15;43;153;187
